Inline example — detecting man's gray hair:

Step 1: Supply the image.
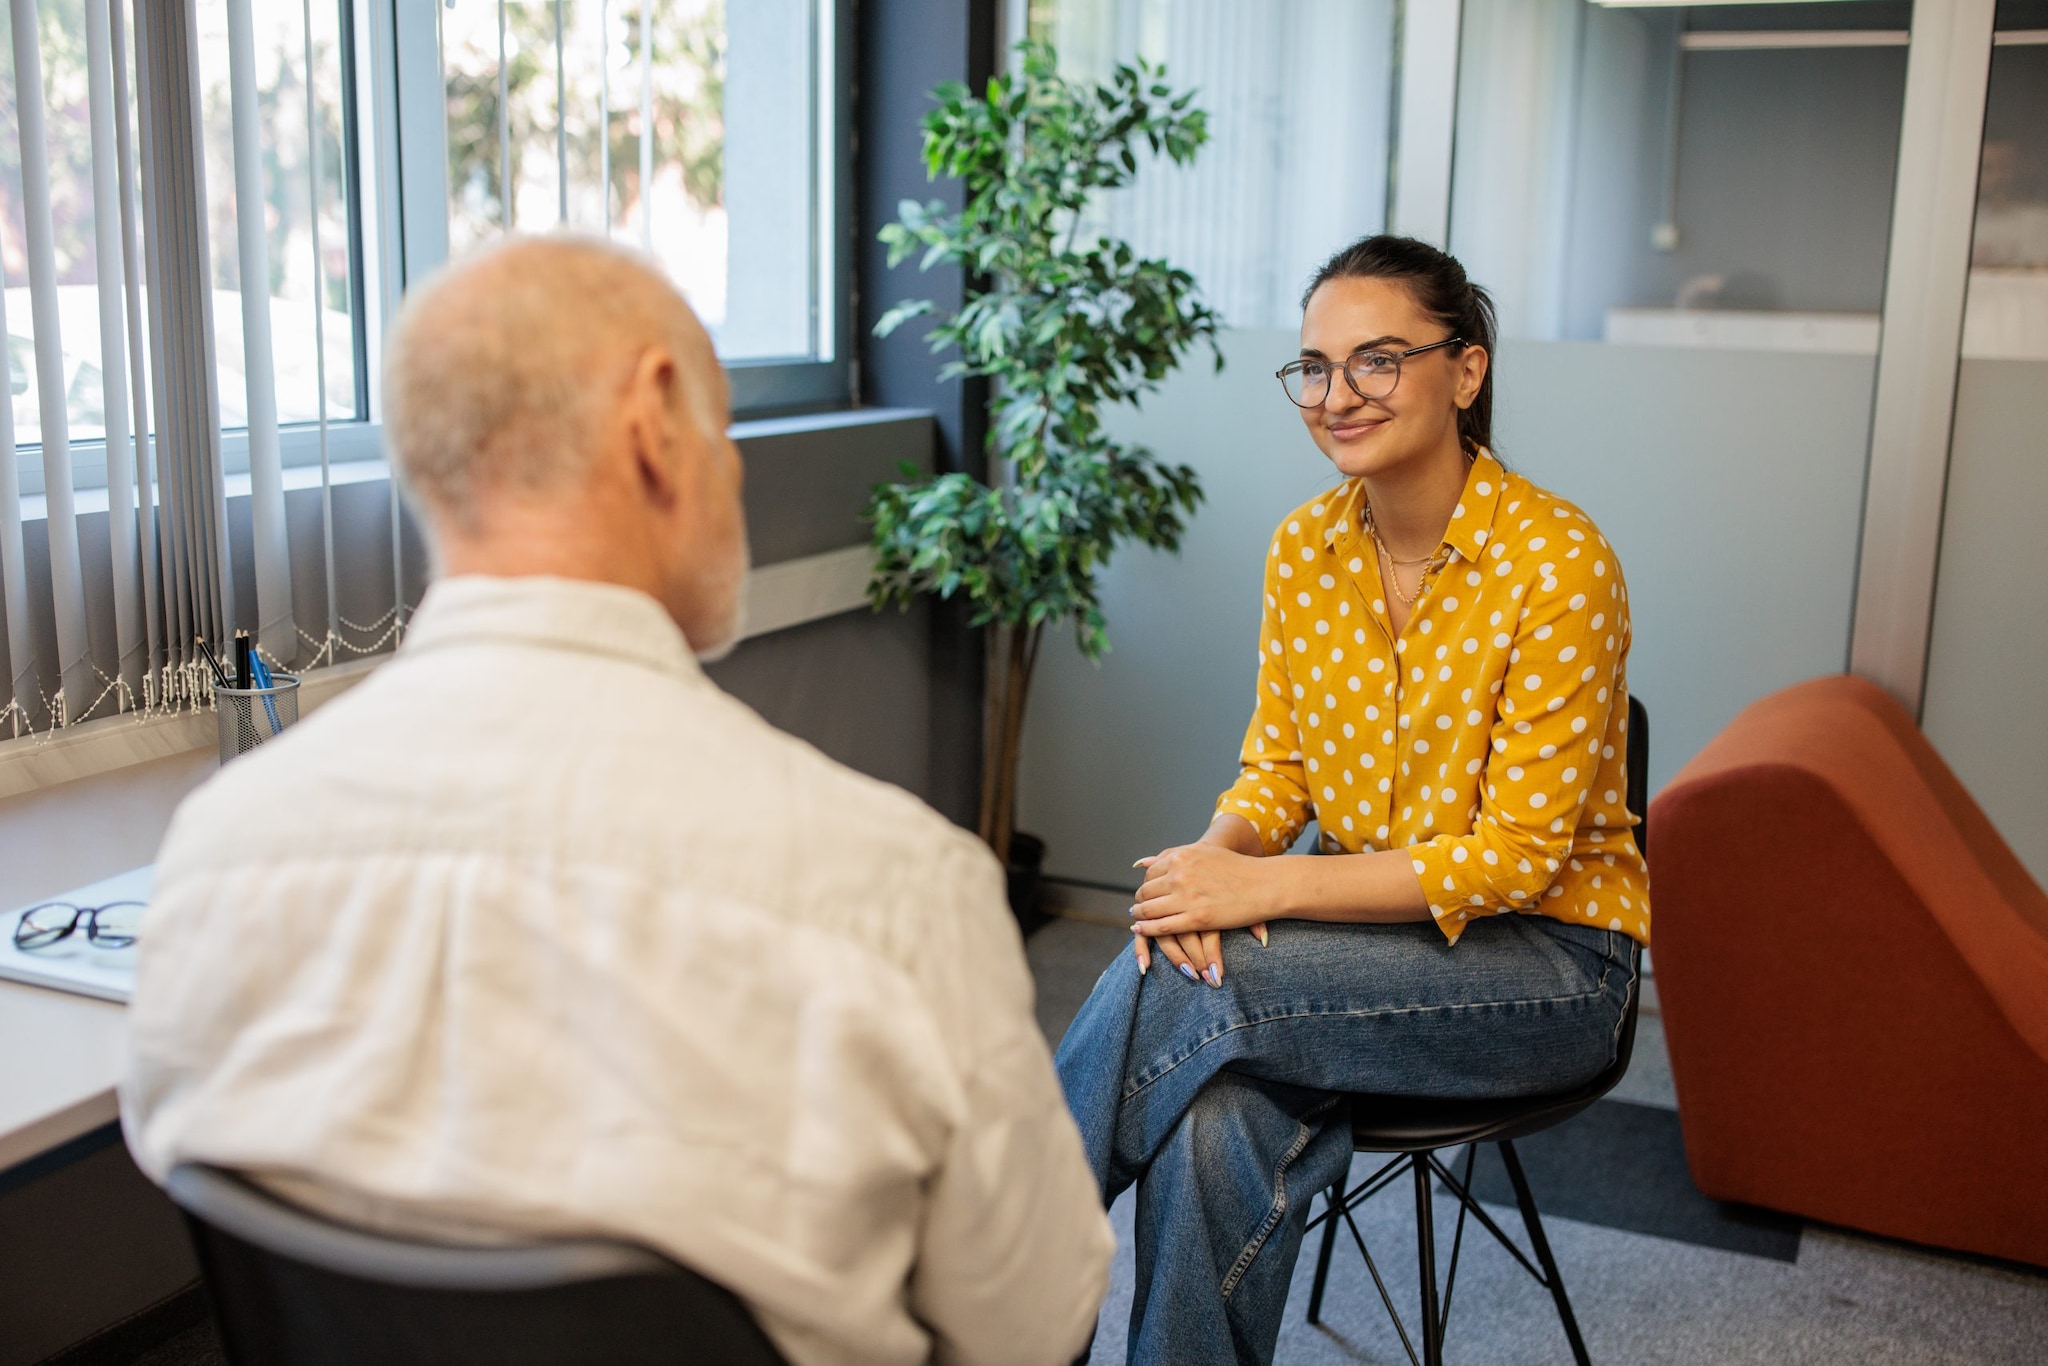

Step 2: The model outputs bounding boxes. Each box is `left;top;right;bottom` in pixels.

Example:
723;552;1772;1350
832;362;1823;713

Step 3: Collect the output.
382;234;719;527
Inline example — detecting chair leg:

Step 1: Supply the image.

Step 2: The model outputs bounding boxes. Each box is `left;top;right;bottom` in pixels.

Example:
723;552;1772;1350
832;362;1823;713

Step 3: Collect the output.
1307;1182;1342;1325
1498;1141;1591;1366
1413;1157;1443;1366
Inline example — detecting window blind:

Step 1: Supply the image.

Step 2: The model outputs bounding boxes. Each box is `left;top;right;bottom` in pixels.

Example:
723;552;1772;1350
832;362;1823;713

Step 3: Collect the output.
0;0;401;742
226;0;295;666
7;0;97;727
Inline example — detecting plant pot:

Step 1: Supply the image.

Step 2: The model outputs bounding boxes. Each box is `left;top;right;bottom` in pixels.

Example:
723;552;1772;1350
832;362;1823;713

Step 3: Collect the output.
1006;831;1051;937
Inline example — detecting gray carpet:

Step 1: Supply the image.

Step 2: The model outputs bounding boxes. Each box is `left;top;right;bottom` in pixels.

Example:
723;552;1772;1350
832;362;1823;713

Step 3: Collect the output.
1026;909;2048;1364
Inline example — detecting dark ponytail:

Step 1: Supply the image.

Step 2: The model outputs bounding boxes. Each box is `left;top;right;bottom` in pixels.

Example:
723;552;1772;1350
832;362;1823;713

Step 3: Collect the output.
1301;235;1499;458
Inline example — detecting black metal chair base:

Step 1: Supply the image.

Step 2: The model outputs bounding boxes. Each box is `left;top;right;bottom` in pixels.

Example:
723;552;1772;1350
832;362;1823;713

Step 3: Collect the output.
1303;1140;1590;1366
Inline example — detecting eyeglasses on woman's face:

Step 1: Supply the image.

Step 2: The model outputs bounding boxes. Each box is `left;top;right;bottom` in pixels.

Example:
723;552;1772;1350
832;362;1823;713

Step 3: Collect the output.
1275;335;1464;409
12;900;144;953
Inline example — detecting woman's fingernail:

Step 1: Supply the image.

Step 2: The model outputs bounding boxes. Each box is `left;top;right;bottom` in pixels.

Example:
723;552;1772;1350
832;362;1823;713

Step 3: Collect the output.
1205;964;1223;987
1128;904;1141;918
1253;925;1270;948
1137;954;1149;976
1179;963;1199;983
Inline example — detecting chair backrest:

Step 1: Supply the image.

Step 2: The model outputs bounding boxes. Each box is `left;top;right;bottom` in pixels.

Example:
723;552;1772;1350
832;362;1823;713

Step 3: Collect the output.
1520;692;1651;1124
1627;693;1650;853
166;1165;788;1366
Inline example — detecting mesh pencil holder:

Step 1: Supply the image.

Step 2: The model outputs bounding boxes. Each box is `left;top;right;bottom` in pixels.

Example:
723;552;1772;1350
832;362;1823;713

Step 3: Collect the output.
215;675;301;764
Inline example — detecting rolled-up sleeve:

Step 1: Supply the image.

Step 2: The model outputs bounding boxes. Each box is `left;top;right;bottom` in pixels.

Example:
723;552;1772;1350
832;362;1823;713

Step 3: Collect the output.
1410;546;1630;942
1216;538;1313;855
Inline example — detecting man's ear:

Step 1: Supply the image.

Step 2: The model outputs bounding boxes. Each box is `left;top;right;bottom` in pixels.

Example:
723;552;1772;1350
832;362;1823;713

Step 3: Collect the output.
624;347;684;507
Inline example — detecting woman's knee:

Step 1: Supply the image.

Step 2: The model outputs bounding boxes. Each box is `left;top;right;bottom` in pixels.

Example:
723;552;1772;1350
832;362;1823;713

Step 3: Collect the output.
1176;1073;1331;1177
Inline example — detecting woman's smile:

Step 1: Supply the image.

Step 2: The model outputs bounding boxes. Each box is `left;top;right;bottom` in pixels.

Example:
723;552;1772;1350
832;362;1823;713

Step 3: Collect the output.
1325;411;1390;443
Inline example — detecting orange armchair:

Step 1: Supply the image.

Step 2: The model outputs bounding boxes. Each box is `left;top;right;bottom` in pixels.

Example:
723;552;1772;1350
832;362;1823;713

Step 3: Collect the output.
1649;674;2048;1268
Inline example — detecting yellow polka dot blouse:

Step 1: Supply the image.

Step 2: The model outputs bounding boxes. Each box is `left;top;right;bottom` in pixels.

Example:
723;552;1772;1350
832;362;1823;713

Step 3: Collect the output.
1216;450;1650;946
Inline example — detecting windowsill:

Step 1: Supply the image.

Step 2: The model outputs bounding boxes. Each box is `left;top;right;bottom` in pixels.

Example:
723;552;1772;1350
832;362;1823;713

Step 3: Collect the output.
20;460;392;521
0;542;884;799
0;655;386;802
728;405;927;440
0;405;932;795
13;405;929;522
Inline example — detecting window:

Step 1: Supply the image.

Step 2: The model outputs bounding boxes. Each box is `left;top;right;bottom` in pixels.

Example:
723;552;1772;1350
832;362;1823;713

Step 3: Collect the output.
0;0;856;736
1961;5;2048;361
2;0;368;497
1449;0;1915;346
195;0;366;431
429;0;849;411
3;0;849;500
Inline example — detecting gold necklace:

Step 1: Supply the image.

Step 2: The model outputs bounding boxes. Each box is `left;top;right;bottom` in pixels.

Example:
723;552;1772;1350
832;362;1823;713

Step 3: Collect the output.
1362;502;1446;605
1375;537;1437;606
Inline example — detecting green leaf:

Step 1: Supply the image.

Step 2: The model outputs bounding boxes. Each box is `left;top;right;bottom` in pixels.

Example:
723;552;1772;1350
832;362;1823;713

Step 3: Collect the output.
873;298;936;338
862;36;1219;654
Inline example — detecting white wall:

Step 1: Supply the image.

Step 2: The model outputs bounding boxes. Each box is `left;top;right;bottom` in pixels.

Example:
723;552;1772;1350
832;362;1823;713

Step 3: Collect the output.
1921;359;2048;885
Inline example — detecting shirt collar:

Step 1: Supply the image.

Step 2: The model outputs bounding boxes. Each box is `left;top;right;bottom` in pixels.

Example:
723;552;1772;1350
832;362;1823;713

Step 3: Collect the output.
1444;449;1507;563
1320;448;1507;563
400;575;705;682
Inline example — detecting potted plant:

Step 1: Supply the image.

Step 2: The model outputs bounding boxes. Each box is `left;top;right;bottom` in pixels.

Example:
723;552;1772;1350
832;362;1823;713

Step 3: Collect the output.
867;41;1221;921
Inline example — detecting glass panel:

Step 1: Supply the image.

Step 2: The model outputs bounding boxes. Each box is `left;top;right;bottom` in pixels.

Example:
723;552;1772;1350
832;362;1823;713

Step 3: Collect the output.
1;2;106;462
1920;7;2048;884
1446;0;1912;791
0;1;363;492
195;0;363;435
1453;0;1911;345
1026;0;1398;331
441;0;827;363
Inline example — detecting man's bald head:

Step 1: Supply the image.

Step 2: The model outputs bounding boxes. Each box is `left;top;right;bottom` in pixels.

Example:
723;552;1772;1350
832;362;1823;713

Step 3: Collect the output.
383;235;749;657
384;235;723;527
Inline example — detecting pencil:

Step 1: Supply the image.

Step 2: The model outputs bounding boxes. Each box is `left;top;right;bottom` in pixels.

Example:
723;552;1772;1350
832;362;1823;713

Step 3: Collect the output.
195;636;231;688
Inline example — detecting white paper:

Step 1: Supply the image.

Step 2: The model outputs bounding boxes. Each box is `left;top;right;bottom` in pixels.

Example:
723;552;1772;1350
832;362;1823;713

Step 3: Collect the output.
0;866;152;1003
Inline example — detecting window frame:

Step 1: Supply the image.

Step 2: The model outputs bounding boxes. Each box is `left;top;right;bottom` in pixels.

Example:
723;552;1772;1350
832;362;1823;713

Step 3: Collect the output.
382;0;856;421
9;0;855;500
8;0;379;498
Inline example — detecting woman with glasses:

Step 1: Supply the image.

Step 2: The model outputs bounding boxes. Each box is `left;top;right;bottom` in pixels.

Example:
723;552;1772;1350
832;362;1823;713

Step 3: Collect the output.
1054;235;1647;1364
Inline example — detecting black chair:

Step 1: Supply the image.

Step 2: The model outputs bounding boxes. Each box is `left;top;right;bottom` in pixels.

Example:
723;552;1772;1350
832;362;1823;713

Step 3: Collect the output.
165;1164;788;1366
1302;695;1650;1366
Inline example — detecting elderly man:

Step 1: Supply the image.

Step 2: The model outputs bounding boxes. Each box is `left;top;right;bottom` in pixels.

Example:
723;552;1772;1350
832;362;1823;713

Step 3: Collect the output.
121;237;1112;1365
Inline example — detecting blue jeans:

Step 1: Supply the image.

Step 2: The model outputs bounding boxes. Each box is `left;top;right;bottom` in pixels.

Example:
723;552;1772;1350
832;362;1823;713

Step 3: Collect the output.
1053;914;1637;1366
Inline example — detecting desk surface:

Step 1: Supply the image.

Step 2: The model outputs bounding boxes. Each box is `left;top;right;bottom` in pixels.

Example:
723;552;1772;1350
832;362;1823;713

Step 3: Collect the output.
0;976;125;1170
0;868;146;1172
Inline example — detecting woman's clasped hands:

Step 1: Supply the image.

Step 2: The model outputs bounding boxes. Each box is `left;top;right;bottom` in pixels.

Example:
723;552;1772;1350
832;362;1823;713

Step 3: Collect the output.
1130;841;1275;988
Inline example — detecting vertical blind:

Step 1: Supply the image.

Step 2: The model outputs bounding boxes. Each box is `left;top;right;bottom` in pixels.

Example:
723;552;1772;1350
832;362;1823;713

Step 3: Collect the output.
0;0;401;741
2;0;726;744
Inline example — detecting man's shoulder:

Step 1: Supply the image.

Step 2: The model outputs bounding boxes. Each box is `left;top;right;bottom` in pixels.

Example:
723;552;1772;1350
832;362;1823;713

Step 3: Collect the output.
736;700;991;873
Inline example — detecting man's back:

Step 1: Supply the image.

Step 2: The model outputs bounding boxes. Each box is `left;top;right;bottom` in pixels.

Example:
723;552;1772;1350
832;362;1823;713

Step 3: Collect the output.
123;576;1112;1365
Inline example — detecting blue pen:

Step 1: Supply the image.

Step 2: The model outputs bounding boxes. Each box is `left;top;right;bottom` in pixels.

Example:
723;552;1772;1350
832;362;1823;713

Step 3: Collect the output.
250;651;283;737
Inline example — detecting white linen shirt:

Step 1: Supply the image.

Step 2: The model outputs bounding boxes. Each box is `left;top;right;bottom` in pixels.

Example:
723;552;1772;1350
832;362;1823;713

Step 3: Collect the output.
121;575;1113;1366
